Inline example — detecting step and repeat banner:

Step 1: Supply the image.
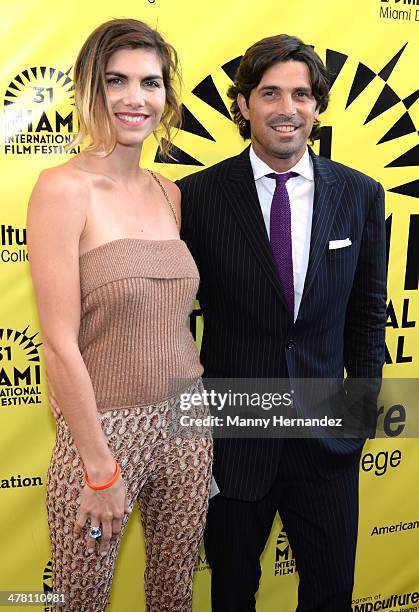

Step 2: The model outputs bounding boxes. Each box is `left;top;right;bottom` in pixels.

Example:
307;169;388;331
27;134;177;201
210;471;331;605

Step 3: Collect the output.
1;0;418;610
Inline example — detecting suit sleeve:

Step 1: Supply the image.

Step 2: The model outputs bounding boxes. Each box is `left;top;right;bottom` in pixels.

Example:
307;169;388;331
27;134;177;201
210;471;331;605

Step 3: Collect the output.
176;177;202;301
343;182;387;433
177;178;195;252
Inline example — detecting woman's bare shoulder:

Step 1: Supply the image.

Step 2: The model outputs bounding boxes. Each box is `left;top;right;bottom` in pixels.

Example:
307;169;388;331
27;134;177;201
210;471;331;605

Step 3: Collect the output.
28;159;89;235
34;159;89;199
30;159;91;225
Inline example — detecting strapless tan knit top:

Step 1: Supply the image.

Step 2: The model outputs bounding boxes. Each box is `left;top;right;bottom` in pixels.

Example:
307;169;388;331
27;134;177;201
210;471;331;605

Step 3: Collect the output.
78;238;203;411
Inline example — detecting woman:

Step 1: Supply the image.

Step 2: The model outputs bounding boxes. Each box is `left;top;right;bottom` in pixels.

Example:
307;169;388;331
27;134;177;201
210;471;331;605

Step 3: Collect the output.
27;18;212;612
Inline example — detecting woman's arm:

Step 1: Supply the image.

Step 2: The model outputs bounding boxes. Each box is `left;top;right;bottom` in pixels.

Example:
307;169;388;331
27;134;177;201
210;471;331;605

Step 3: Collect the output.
27;167;128;554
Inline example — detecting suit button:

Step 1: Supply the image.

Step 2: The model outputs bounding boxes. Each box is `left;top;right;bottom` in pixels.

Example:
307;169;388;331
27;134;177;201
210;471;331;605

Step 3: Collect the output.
287;340;295;349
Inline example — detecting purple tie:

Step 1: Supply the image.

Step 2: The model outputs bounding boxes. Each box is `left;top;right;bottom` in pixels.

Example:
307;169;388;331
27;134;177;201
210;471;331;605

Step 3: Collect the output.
267;171;298;315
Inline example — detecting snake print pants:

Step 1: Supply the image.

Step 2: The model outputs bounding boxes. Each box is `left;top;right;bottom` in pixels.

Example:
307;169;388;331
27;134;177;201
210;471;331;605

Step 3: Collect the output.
46;379;212;612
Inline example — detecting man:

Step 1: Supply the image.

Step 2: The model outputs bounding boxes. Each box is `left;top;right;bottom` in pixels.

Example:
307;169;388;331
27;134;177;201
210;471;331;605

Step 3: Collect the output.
178;34;386;611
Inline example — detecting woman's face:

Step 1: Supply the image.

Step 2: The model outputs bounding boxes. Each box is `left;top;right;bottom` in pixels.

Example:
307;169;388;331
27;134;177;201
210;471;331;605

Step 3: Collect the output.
105;47;166;147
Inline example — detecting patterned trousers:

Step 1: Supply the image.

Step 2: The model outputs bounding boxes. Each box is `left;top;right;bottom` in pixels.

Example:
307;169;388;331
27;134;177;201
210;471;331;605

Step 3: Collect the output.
46;380;213;612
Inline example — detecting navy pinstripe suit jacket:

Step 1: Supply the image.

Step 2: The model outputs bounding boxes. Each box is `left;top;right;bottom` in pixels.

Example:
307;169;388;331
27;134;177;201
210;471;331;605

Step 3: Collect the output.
178;146;386;501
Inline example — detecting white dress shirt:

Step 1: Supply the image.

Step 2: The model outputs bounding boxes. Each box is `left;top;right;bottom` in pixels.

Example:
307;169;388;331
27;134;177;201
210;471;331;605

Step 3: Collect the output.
249;145;314;321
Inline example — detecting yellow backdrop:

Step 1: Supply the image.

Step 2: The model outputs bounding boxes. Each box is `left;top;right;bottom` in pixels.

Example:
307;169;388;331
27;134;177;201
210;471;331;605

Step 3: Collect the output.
1;0;418;610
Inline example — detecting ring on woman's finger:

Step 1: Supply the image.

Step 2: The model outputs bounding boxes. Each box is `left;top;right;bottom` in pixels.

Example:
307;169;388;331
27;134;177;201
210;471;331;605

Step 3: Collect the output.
89;526;102;539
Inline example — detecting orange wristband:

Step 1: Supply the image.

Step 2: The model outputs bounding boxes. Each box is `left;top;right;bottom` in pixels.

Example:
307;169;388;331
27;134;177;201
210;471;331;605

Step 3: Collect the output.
84;461;121;490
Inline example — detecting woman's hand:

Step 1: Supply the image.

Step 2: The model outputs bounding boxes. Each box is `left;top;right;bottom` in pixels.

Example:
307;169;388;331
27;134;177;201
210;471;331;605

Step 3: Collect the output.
74;474;130;556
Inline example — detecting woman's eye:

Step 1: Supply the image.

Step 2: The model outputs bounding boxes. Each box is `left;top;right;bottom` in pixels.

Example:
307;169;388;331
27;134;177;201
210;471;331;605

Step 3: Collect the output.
144;80;161;88
107;77;123;87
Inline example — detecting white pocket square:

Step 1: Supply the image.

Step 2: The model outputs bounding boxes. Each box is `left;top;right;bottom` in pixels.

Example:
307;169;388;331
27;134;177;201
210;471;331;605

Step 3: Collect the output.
210;476;220;498
329;238;352;250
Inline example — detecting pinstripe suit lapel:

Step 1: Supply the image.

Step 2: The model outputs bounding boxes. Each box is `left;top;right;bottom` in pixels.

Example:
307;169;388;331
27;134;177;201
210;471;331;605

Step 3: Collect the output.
221;146;290;311
301;150;346;303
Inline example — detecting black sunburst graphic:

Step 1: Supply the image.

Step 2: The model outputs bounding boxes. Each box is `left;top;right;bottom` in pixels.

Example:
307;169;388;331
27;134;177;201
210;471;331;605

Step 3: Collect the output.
42;560;53;598
155;44;418;200
2;66;76;144
3;66;74;108
0;326;42;362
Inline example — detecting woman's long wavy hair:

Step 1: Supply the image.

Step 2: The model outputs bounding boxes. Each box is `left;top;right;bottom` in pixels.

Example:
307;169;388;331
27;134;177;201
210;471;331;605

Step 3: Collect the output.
69;18;181;157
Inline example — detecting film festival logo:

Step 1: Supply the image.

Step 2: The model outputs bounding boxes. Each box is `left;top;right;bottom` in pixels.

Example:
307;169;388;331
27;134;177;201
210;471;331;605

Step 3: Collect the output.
2;66;78;155
274;530;297;577
379;0;419;22
0;326;43;407
177;44;418;358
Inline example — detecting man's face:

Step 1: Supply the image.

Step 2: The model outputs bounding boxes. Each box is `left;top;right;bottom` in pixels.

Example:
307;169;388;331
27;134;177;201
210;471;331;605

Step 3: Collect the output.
237;60;319;171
